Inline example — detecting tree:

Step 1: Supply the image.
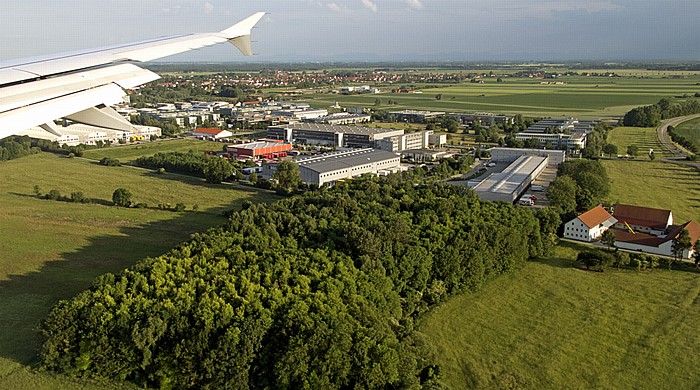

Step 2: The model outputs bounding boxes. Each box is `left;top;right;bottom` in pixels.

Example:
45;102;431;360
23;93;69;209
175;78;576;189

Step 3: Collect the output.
672;228;692;263
272;160;302;195
203;157;234;184
600;229;616;249
112;188;132;207
249;171;259;184
694;239;700;269
627;145;639;157
547;176;578;215
602;143;618;158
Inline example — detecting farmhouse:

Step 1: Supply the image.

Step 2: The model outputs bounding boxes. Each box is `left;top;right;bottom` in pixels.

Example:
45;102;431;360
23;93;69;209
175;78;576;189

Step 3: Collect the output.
614;220;700;259
612;204;673;236
563;206;617;242
192;127;233;140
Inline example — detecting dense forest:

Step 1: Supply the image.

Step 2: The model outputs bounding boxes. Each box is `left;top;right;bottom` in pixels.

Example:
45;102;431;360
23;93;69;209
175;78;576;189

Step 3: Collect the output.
40;174;559;389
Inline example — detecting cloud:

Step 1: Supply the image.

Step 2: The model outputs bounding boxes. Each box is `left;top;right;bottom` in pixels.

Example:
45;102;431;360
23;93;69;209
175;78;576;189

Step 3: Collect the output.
361;0;378;13
406;0;423;10
324;2;346;13
203;1;214;14
531;1;623;14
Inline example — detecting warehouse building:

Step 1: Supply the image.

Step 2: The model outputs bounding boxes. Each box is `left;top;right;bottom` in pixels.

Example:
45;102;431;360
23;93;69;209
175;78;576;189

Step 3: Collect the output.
268;123;403;148
490;148;565;168
226;141;292;159
389;110;445;123
295;148;401;186
473;155;548;203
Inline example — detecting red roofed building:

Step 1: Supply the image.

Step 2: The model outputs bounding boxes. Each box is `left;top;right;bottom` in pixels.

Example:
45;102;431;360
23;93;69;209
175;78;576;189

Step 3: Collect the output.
226;141;292;159
612;204;673;236
615;220;700;259
564;205;617;242
192;127;233;140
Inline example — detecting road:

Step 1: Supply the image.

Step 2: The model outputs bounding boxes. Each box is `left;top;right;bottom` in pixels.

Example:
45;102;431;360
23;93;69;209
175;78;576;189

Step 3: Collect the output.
655;114;700;169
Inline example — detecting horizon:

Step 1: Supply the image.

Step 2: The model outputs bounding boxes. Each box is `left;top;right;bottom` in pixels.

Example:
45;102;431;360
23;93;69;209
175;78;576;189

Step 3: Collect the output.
1;1;699;63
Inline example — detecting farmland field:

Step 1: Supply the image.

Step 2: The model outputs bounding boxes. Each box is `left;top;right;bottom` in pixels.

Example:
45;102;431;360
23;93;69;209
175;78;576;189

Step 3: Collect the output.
674;117;700;150
420;242;700;389
299;75;700;119
602;159;700;222
606;126;674;158
82;138;222;163
0;153;278;388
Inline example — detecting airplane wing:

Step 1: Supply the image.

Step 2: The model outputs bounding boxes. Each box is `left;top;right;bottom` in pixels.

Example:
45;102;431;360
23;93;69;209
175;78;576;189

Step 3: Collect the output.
0;12;265;140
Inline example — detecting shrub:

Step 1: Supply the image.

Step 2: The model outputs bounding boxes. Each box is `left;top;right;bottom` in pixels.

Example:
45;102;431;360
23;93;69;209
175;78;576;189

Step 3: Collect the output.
46;189;61;201
112;188;132;207
173;203;186;212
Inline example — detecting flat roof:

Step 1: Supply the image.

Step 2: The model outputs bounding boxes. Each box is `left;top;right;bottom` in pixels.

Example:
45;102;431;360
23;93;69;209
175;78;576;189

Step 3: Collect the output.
229;141;287;150
474;155;547;196
296;148;399;174
273;123;402;136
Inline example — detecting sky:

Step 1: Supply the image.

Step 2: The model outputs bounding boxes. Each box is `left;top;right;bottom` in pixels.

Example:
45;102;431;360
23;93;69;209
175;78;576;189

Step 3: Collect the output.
1;0;699;62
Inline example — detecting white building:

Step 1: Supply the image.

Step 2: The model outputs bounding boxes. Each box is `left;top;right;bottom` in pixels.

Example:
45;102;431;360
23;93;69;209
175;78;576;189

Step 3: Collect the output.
564;206;617;242
295;148;401;186
473;155;548;203
614;221;700;259
490;148;565;168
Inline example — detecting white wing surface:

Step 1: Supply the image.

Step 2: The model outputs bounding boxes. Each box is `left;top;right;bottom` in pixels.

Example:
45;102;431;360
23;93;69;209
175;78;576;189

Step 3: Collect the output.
0;12;265;139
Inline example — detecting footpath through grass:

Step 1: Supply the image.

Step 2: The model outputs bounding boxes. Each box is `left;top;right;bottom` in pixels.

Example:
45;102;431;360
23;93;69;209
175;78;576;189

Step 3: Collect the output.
420;242;700;389
0;153;278;388
602;159;700;222
674;117;700;150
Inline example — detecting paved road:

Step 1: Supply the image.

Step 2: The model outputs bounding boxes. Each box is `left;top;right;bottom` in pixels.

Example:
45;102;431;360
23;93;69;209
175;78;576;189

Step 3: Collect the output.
655;114;700;169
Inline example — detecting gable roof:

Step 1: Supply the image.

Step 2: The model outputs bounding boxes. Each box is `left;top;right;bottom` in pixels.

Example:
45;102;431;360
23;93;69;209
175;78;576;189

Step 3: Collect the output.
193;127;224;135
577;205;616;229
613;204;672;229
667;220;700;246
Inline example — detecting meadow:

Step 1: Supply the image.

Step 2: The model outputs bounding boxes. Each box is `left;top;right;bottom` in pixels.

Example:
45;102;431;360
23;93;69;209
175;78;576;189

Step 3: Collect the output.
420;242;700;389
300;74;700;119
82;138;222;163
674;117;700;150
0;153;278;388
602;159;700;222
606;126;674;158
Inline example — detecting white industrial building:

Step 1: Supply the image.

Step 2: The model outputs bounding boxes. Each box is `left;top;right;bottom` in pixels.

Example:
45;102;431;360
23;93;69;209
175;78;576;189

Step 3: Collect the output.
268;123;404;148
295;149;402;186
473;155;548;203
490;148;565;168
563;206;617;242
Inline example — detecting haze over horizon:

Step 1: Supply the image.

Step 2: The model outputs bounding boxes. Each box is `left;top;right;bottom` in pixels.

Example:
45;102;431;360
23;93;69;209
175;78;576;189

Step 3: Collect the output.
1;0;698;63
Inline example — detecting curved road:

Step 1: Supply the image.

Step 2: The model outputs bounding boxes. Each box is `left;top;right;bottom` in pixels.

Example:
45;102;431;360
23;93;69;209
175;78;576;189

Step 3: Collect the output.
656;114;700;161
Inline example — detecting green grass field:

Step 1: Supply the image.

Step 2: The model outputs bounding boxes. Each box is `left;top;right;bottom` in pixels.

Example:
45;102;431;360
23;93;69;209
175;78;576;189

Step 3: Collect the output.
0;153;278;388
420;242;700;389
602;159;700;222
606;126;674;158
299;75;700;119
82;138;222;163
674;117;700;150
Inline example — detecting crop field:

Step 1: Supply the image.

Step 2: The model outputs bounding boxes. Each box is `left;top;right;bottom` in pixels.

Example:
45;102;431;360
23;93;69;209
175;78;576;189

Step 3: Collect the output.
0;153;278;388
82;138;222;163
602;159;700;222
300;75;700;119
420;242;700;389
606;126;674;158
674;117;700;150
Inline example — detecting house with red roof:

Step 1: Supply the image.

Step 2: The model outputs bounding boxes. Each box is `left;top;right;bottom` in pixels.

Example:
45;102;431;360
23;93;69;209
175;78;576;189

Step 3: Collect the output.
192;127;233;140
612;204;673;236
564;205;617;242
615;220;700;259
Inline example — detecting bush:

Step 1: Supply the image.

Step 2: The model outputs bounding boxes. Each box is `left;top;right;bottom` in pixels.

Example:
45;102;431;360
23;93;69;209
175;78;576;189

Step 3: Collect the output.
112;188;132;207
157;167;165;174
70;192;88;203
46;189;61;201
173;203;186;212
99;157;121;167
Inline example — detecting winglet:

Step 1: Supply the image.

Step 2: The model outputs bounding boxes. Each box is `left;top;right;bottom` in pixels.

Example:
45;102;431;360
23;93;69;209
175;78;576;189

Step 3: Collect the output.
221;12;265;56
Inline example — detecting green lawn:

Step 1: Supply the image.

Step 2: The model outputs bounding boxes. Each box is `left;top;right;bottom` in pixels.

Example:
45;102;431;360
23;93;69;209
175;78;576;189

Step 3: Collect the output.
606;126;674;158
298;75;700;119
420;242;700;389
0;153;278;388
82;138;222;163
674;117;700;150
602;159;700;222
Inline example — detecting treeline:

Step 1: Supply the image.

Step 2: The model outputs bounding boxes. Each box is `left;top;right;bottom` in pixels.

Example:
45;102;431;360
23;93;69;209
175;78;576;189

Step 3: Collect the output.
547;159;610;219
40;175;559;389
667;125;698;154
0;136;38;161
623;98;700;127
